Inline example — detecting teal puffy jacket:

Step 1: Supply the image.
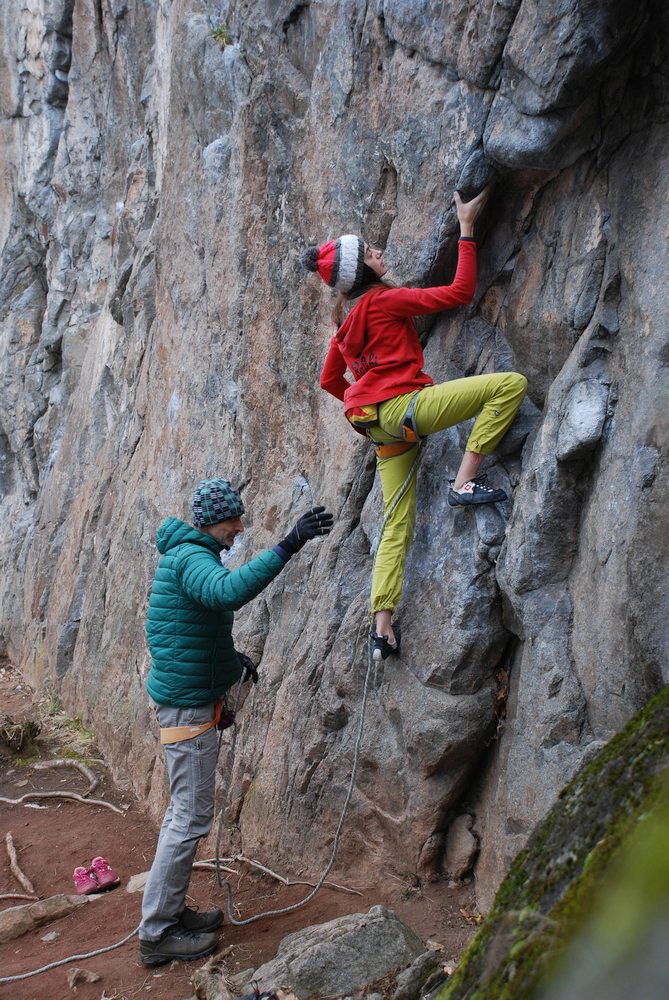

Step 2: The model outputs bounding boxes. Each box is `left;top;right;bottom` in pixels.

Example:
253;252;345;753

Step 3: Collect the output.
145;517;285;707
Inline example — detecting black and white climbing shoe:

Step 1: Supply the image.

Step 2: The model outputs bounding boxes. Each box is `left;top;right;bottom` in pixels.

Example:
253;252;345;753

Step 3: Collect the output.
447;474;508;508
370;625;401;662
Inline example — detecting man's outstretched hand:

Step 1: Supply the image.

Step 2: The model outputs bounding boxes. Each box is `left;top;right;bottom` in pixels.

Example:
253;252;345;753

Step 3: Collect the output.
278;506;334;556
293;506;334;540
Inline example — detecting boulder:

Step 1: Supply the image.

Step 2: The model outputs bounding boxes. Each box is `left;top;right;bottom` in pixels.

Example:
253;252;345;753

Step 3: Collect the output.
242;906;425;1000
0;894;88;944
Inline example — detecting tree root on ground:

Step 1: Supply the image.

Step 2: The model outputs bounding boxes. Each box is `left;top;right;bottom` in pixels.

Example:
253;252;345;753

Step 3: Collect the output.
5;832;36;895
31;758;99;794
0;791;125;815
0;759;124;814
196;855;363;895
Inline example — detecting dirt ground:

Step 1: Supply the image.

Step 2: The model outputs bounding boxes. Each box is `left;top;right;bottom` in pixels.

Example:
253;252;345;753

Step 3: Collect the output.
0;661;479;1000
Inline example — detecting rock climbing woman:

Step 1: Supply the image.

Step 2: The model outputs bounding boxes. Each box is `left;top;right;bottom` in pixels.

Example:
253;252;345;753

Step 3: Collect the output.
302;187;527;662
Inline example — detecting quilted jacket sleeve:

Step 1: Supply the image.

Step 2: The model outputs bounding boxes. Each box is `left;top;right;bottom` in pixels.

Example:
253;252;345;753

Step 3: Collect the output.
177;546;285;611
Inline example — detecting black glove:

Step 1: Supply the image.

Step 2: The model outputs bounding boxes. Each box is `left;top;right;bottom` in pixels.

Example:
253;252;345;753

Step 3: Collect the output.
238;652;258;685
278;506;334;556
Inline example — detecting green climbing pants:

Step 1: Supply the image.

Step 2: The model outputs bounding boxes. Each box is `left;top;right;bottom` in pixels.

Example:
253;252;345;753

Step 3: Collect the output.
368;371;527;613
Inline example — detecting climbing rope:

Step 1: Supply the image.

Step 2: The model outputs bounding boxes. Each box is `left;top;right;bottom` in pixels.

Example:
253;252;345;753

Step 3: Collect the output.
215;619;371;925
0;926;139;984
214;443;423;924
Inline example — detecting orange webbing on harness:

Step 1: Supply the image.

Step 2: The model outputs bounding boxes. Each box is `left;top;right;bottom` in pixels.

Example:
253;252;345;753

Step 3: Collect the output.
159;699;223;745
374;441;417;459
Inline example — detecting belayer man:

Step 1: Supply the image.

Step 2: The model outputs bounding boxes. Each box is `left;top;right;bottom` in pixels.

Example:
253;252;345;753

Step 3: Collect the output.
139;478;333;966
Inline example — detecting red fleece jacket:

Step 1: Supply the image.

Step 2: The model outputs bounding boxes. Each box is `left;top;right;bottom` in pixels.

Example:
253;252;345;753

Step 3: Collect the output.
319;240;477;415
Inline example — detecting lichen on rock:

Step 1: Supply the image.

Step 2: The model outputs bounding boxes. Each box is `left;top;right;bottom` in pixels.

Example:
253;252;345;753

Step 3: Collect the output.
437;686;669;999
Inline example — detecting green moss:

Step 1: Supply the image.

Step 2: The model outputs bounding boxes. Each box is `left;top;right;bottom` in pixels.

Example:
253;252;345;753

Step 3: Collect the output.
62;716;96;740
15;754;42;766
212;24;233;47
55;746;99;764
42;686;62;716
436;686;669;1000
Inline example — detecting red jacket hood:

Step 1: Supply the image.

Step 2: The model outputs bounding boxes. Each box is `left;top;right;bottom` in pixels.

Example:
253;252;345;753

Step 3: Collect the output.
334;286;386;357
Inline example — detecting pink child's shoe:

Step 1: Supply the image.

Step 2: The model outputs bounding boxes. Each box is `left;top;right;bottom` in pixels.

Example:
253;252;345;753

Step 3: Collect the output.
73;866;99;895
90;856;120;890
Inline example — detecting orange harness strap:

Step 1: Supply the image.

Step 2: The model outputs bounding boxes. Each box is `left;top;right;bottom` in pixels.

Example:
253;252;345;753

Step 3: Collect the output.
374;440;417;459
159;699;223;745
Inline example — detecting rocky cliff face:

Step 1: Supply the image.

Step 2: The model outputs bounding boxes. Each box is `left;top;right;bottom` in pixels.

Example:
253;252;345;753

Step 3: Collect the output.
1;0;667;907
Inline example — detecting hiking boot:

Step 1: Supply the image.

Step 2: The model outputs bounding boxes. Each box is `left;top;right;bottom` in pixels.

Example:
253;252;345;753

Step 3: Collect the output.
139;925;219;967
178;904;224;933
370;623;401;662
447;474;508;508
73;866;99;895
90;856;120;890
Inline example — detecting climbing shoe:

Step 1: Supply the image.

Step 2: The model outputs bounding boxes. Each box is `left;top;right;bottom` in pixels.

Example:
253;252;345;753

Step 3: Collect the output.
139;925;219;966
370;623;401;662
447;474;508;507
178;904;224;933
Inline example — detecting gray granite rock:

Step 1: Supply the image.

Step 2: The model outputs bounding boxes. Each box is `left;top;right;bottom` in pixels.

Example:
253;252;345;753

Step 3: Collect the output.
443;813;478;879
244;906;425;1000
0;895;88;944
556;380;609;462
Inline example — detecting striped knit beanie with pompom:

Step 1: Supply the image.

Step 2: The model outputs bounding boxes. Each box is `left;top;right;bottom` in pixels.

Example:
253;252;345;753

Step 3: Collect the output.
302;235;365;294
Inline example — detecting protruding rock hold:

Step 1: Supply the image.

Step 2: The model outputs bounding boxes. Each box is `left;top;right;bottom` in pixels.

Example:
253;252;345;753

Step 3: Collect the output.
556;380;609;463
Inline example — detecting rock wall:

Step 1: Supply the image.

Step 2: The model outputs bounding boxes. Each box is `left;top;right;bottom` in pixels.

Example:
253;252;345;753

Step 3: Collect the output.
1;0;667;905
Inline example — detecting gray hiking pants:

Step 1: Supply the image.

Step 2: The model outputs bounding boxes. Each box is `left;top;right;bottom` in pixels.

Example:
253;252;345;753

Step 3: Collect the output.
140;701;219;941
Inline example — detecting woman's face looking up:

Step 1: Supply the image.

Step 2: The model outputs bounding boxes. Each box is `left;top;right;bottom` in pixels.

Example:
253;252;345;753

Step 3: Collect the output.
364;243;387;278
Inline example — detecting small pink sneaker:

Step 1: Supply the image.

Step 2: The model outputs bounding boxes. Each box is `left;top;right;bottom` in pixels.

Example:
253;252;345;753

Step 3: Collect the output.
73;866;99;895
90;856;120;890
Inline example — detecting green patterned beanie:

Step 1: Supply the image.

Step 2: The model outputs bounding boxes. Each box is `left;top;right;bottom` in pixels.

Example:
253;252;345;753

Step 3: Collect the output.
192;478;244;526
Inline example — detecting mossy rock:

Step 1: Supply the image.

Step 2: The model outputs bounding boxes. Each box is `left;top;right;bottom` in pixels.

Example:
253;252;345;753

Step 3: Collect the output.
437;685;669;1000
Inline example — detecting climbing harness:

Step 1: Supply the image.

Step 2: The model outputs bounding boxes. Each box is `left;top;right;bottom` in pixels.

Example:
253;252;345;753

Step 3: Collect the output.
349;391;423;459
159;695;236;745
400;391;421;444
212;442;423;925
373;440;416;459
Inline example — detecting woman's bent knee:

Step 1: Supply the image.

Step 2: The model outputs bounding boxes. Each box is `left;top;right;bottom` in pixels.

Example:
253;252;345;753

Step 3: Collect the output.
511;372;528;395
